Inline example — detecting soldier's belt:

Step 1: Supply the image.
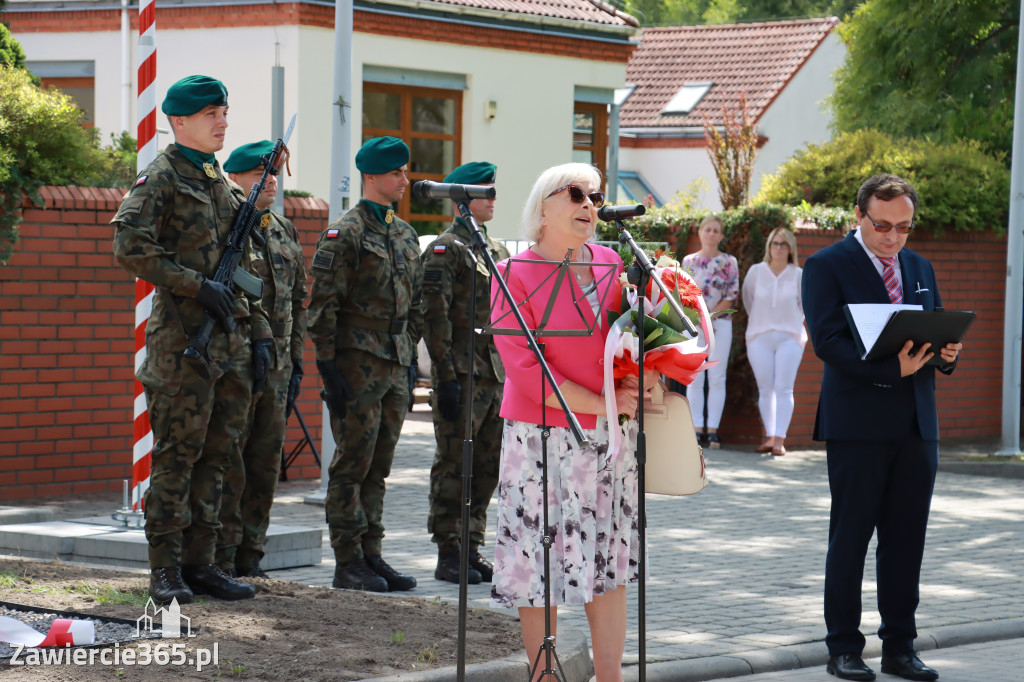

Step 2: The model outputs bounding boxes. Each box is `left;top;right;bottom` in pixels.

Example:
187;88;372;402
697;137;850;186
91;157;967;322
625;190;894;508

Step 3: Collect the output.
272;320;293;338
347;315;407;335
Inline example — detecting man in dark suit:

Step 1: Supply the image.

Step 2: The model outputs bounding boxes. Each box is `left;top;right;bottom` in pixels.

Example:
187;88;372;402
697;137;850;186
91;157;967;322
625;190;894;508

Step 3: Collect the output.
802;174;962;681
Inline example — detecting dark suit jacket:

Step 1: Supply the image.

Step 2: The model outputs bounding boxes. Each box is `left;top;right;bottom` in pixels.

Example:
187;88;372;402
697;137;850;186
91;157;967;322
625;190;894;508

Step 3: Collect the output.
802;230;955;442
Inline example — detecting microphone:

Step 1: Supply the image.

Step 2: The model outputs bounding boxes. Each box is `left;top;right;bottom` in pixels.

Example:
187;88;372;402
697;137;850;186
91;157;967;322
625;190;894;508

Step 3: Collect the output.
411;181;496;202
597;204;646;222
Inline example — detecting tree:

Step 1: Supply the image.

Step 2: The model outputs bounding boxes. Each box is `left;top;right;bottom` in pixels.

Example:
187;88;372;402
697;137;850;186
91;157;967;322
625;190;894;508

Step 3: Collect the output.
622;0;859;26
703;93;759;209
830;0;1019;157
0;24;29;71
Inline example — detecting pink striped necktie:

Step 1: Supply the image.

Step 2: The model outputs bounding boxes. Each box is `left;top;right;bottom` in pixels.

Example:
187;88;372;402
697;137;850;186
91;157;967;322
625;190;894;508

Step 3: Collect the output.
879;256;903;304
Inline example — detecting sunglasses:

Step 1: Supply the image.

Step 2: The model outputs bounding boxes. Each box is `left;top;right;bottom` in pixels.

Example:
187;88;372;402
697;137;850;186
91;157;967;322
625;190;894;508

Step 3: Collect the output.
863;210;915;234
546;183;605;208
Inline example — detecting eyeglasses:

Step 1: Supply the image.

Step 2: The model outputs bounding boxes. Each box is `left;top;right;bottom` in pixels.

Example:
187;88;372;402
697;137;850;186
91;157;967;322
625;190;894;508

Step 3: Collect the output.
546;183;605;208
770;241;789;248
863;210;914;234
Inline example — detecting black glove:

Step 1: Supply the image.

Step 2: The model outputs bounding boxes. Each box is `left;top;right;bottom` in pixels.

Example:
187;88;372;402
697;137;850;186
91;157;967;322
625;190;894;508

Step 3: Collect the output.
252;339;273;393
286;357;303;415
317;359;352;421
436;379;461;421
407;364;417;397
196;279;236;330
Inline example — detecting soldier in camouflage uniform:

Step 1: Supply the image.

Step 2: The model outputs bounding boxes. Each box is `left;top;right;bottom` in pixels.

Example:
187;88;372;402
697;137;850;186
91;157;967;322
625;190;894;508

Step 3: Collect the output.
215;140;309;578
308;136;423;592
420;162;508;584
111;75;269;604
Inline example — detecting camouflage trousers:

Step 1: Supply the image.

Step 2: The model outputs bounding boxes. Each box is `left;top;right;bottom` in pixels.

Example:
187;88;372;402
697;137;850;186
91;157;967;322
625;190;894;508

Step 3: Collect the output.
142;325;253;568
325;349;410;564
215;359;291;572
427;375;503;551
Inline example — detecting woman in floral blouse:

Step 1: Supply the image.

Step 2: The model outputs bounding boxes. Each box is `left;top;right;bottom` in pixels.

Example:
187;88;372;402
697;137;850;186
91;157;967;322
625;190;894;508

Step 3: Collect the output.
682;215;739;447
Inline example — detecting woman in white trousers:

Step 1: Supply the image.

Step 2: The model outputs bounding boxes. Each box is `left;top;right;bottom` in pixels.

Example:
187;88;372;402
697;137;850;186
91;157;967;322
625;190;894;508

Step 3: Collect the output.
742;227;807;456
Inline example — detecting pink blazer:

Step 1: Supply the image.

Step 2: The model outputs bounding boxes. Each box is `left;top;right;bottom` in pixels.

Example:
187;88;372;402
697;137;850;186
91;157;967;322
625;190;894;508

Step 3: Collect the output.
490;244;624;429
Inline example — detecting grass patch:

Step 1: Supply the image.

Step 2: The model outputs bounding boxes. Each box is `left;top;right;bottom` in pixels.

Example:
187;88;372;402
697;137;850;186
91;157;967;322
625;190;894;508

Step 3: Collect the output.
0;570;20;588
28;581;150;607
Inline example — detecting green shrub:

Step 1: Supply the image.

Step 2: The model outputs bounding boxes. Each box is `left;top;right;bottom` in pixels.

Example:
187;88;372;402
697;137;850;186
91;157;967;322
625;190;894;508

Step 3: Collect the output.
0;65;139;264
755;129;1009;233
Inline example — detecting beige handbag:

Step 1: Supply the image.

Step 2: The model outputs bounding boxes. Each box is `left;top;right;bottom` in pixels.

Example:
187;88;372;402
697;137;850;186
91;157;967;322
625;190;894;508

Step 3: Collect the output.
642;382;709;495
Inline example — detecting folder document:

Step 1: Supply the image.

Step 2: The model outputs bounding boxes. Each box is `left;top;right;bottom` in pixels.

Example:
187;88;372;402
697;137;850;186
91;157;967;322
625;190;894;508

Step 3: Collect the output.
844;304;975;366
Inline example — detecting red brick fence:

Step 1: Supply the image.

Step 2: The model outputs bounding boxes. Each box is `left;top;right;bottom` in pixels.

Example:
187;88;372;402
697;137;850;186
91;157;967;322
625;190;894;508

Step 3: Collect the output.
0;187;1010;500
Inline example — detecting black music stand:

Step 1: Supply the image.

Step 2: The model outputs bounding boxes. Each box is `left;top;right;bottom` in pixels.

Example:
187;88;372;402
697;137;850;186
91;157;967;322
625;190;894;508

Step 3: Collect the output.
279;403;320;482
452;195;598;682
486;248;618;682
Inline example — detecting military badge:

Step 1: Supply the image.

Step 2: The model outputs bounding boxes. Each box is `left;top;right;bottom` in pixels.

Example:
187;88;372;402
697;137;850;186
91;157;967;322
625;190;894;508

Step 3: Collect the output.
132;175;148;189
433;244;446;254
203;162;217;178
385;208;395;224
326;228;340;239
312;249;335;271
260;214;271;228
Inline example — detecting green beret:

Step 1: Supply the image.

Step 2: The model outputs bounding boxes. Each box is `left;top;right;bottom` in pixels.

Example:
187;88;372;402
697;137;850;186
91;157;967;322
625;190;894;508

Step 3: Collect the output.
161;75;228;116
223;140;275;174
355;136;410;174
444;161;496;185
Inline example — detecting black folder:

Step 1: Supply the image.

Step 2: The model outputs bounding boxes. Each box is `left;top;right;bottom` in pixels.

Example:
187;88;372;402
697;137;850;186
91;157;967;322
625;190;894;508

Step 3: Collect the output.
845;307;976;366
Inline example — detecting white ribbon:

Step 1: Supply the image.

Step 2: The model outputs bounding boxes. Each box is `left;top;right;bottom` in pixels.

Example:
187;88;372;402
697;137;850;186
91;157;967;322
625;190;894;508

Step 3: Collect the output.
0;615;95;647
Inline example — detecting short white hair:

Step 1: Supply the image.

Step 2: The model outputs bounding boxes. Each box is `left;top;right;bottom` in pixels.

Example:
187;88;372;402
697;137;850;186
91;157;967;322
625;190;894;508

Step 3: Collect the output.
521;163;602;242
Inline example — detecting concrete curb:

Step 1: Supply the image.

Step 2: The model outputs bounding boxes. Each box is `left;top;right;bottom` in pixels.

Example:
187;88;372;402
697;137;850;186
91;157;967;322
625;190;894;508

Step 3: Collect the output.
621;617;1024;681
361;628;592;682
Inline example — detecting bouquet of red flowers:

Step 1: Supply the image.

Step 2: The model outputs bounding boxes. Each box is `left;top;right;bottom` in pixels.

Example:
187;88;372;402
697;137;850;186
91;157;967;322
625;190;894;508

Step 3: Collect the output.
602;255;717;454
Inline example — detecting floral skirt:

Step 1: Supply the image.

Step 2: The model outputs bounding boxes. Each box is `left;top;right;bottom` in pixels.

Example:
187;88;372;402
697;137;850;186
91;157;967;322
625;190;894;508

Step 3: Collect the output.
490;417;640;609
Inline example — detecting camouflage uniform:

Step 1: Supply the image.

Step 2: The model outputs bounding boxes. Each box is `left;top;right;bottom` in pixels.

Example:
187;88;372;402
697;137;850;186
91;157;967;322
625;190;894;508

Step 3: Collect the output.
217;211;308;572
421;219;508;553
307;200;423;563
111;144;272;569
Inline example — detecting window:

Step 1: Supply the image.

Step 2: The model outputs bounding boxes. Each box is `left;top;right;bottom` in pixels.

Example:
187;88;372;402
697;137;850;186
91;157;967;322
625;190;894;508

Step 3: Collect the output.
661;81;713;116
573;102;608;188
618;171;663;206
28;61;96;129
363;82;462;235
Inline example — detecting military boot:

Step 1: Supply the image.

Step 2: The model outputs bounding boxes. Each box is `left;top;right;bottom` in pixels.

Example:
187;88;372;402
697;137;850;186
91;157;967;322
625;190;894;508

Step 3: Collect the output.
237;562;268;579
366;555;417;591
150;566;194;605
333;558;388;592
468;548;494;582
434;550;482;584
182;563;256;601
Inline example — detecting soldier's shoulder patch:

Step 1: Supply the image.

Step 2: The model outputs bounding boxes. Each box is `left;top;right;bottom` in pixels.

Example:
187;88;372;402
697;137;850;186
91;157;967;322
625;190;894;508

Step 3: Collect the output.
325;228;340;239
424;268;443;284
433;244;446;254
312;249;335;271
132;175;148;189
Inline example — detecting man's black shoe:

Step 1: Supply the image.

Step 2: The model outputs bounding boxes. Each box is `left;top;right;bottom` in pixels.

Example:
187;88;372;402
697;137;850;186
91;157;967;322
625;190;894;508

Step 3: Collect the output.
333;558;388;592
150;566;194;605
826;654;876;681
366;555;417;591
182;563;256;601
237;563;268;579
467;549;494;582
434;551;482;585
880;652;938;681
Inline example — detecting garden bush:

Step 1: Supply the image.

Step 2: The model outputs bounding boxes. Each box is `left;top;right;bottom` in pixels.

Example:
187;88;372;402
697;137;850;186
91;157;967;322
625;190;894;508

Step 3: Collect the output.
755;129;1009;233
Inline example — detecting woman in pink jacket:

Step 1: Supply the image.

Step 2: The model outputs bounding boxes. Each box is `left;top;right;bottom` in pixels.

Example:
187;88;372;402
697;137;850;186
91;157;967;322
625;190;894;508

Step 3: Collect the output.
490;162;645;682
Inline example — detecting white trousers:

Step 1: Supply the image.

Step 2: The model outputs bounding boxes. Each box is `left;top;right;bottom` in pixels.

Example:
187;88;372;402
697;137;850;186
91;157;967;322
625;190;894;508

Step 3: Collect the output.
689;318;731;431
746;331;804;438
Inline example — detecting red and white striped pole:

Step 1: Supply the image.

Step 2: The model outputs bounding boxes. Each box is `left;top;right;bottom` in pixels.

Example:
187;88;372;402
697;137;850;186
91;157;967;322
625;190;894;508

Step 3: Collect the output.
132;0;157;510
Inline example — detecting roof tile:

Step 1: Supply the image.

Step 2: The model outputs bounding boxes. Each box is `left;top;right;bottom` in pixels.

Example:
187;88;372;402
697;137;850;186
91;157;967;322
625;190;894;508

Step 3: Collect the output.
622;17;839;128
423;0;635;26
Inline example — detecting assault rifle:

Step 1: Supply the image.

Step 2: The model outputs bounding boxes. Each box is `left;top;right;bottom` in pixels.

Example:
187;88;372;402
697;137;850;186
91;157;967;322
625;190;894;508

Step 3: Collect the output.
183;114;297;371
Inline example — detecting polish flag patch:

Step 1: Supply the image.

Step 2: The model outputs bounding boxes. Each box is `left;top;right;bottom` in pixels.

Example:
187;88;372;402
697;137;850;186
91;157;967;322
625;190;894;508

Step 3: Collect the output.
326;228;340;239
132;175;148;189
433;244;446;254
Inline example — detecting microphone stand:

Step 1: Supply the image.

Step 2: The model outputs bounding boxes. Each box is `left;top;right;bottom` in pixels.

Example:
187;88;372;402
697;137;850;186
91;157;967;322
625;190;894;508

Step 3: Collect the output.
615;221;698;682
454;197;590;682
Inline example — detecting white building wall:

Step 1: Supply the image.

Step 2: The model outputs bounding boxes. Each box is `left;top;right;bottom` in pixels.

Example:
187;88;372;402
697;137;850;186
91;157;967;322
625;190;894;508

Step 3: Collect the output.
15;21;628;240
752;31;846;197
618;146;720;211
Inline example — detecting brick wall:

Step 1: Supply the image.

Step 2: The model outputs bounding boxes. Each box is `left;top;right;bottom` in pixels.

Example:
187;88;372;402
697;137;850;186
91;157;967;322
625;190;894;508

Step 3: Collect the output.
680;228;1007;447
0;191;1010;499
0;187;328;501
